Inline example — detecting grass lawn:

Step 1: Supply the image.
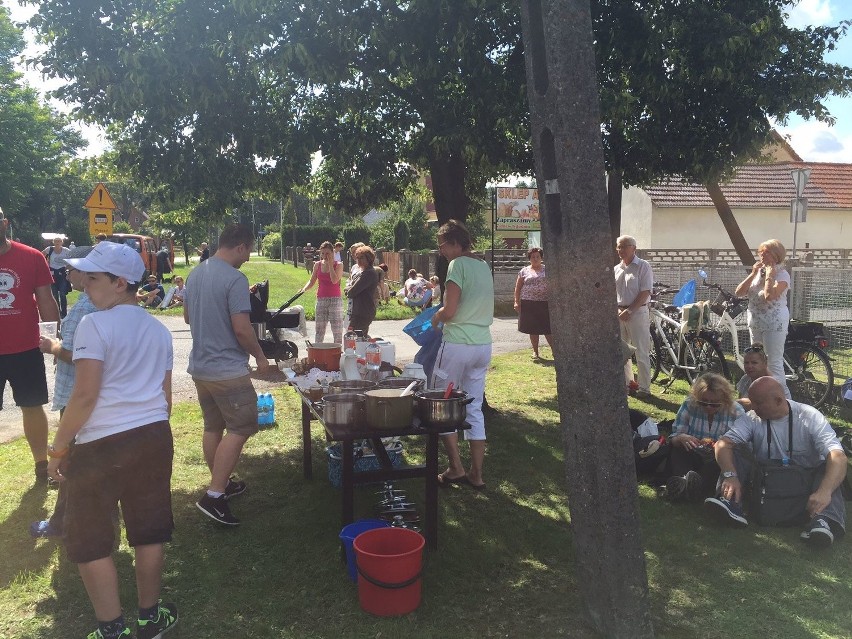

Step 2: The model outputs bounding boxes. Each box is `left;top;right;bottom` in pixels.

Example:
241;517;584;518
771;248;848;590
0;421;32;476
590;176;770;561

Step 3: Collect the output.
3;355;852;636
149;256;420;322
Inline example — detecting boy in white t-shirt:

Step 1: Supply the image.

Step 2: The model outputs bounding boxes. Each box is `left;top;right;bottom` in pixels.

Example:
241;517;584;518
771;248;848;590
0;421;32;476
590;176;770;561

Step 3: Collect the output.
47;242;178;639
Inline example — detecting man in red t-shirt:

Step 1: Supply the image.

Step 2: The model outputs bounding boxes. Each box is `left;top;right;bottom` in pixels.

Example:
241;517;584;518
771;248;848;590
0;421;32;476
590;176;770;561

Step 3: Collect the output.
0;207;60;482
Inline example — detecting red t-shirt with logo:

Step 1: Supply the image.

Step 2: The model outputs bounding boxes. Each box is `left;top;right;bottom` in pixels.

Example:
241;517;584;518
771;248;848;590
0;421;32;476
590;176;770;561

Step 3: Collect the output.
0;241;55;355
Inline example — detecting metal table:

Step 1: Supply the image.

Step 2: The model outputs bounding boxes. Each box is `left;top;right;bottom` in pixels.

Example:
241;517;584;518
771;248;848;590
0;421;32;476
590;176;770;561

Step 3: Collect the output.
291;385;466;549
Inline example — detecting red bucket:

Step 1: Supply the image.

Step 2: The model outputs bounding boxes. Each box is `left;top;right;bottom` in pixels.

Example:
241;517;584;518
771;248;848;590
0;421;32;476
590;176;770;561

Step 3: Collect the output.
353;527;425;616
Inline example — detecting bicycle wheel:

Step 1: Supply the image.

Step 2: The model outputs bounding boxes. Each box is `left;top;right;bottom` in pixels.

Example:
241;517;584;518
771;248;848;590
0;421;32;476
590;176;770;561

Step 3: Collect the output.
648;329;662;383
783;343;834;408
682;334;730;384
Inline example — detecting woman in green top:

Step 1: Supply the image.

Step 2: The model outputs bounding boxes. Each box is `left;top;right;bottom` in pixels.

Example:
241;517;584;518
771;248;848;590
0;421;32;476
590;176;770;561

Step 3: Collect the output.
433;220;494;490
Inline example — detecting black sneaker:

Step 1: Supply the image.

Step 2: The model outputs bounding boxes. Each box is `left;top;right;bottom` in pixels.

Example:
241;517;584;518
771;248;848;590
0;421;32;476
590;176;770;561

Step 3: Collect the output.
86;627;131;639
196;492;240;526
684;470;704;501
664;475;688;502
224;476;247;500
704;496;748;528
29;519;62;538
136;601;178;639
35;460;49;482
800;516;834;548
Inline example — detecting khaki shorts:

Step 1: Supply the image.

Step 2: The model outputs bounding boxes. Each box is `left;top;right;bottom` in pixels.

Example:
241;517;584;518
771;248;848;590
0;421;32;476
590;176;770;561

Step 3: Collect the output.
194;375;259;437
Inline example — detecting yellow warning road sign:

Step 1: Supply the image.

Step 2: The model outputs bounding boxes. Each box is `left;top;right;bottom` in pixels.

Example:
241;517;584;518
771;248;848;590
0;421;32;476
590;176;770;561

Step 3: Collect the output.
84;183;118;210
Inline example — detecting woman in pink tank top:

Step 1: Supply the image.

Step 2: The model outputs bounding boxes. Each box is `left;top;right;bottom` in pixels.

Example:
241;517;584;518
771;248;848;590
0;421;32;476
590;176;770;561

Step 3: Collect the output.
300;241;344;343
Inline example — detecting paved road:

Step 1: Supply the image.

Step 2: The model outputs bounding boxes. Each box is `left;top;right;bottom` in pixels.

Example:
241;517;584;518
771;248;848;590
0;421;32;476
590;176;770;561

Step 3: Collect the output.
1;316;529;444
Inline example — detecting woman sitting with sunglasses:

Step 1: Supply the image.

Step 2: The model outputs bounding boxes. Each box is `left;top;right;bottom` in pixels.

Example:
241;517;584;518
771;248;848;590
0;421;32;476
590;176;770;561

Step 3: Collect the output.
737;342;791;410
664;373;744;501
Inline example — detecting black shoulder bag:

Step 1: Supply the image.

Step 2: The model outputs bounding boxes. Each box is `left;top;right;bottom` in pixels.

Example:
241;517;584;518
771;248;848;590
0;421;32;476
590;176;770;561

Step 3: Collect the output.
750;407;818;527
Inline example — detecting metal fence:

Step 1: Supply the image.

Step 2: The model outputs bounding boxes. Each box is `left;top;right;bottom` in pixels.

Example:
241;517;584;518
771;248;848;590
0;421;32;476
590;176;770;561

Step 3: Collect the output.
649;262;852;403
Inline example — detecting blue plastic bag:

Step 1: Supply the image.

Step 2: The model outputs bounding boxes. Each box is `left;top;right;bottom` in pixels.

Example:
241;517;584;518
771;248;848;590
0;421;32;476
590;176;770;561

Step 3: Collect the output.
414;326;443;382
403;304;442;346
672;279;696;307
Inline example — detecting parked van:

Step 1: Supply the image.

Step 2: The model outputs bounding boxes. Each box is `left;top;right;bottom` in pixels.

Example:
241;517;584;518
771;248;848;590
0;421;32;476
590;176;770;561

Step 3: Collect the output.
103;234;175;279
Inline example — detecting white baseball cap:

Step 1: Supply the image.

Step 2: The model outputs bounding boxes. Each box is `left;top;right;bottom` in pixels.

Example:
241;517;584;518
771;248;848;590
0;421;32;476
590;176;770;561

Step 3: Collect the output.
65;241;145;284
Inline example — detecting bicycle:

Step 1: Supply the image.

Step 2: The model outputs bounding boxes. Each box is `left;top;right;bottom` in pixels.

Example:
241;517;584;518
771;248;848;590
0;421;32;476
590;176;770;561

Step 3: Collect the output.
697;269;835;408
646;283;730;386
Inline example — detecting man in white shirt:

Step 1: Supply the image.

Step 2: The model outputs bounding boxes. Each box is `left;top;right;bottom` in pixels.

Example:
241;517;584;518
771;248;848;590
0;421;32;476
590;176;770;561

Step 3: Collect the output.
614;235;653;397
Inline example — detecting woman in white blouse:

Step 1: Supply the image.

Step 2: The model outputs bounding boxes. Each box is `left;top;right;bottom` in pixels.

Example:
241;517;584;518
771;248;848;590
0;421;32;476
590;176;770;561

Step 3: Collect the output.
734;239;790;389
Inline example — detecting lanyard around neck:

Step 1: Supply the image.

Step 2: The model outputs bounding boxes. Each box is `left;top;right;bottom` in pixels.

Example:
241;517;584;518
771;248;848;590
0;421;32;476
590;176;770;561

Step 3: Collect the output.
765;402;794;460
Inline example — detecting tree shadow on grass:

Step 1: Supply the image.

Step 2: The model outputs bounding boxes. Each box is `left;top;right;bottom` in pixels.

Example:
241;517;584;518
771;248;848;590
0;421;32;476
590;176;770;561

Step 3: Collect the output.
0;481;61;589
483;400;852;639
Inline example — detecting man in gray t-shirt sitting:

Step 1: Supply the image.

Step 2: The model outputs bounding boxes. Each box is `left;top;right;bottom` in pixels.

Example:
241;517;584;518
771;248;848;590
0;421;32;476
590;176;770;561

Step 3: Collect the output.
705;377;846;548
184;224;270;526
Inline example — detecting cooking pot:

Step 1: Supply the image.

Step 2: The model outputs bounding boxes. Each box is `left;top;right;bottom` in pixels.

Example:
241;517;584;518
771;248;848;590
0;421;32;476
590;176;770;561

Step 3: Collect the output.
307;342;342;371
414;390;475;429
363;389;414;430
328;379;377;395
318;393;364;429
377;377;425;393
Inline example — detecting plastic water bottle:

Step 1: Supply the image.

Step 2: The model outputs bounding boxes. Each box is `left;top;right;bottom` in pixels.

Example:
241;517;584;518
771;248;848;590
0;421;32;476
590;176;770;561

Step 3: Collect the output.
344;330;358;352
257;393;266;426
365;339;382;372
265;393;275;426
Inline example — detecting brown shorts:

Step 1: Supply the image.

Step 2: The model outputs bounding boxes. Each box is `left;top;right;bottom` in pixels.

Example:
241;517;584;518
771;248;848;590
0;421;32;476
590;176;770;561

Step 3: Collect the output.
63;422;174;564
194;375;259;437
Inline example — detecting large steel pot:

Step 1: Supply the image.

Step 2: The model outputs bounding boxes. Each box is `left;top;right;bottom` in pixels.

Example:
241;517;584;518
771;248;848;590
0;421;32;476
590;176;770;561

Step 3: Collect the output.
414;390;475;429
318;393;364;429
307;343;342;371
377;377;425;393
363;389;414;430
328;379;377;395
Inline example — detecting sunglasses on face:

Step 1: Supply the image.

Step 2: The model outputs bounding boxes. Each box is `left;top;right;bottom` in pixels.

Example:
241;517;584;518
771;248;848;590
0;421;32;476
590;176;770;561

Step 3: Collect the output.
696;400;723;408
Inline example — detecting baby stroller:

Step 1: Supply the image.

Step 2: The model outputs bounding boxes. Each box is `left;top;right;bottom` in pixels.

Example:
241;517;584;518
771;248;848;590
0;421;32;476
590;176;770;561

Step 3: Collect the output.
249;280;302;364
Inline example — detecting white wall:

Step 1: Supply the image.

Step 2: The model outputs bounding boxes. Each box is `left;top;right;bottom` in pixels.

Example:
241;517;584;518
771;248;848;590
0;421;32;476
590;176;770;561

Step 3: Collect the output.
650;206;852;250
620;187;654;248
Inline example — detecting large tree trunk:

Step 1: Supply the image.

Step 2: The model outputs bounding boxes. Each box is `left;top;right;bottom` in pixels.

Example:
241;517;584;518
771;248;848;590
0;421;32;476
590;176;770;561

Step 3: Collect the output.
705;181;754;266
607;171;623;246
428;150;471;226
519;1;654;637
428;150;471;284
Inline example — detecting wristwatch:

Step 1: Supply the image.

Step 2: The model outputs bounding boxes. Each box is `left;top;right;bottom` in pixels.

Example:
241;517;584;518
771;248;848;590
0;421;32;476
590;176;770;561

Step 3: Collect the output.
47;444;68;459
721;471;737;479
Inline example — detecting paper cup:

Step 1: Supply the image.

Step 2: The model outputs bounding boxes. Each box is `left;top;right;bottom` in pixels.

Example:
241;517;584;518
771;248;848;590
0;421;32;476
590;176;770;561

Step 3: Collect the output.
38;321;58;339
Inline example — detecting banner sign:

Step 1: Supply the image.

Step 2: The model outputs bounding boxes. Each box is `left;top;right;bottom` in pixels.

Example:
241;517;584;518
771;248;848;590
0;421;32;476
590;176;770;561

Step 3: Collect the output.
495;187;540;230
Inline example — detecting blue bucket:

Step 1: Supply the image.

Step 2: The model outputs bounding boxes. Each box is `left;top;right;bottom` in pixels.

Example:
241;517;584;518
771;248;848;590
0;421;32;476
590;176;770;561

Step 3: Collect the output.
340;519;391;582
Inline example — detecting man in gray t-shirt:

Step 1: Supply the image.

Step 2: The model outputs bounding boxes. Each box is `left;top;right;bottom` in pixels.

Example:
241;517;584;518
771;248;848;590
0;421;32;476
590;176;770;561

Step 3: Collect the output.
705;377;846;548
184;224;270;526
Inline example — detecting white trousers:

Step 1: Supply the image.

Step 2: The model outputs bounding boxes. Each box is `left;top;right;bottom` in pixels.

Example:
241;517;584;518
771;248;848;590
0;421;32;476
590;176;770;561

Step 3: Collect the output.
620;308;651;391
430;341;492;440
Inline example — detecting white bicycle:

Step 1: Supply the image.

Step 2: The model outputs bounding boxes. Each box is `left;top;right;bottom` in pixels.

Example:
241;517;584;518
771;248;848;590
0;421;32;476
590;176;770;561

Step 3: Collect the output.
647;284;729;385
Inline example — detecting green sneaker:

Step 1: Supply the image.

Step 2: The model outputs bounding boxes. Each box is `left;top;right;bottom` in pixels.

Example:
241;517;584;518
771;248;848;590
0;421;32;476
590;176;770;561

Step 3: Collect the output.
86;627;131;639
136;601;178;639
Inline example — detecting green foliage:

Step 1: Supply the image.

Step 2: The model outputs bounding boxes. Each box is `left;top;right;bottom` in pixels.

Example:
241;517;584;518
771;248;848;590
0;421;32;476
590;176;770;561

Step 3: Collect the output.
112;221;133;234
339;220;371;249
261;231;282;259
0;8;83;215
592;1;852;186
65;216;91;247
368;197;433;251
280;225;340;248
